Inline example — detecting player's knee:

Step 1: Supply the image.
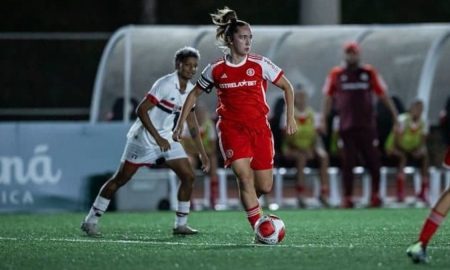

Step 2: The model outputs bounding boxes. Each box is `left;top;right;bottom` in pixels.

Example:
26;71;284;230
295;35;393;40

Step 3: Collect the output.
443;188;450;197
112;173;132;187
184;172;196;186
257;182;273;195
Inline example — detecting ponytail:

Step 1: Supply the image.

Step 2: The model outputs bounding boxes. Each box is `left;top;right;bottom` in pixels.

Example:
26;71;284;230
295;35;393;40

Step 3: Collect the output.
210;7;248;48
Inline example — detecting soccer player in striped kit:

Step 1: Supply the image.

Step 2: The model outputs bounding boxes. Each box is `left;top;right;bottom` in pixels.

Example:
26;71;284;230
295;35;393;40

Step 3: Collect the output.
320;42;399;208
81;47;210;236
173;7;297;233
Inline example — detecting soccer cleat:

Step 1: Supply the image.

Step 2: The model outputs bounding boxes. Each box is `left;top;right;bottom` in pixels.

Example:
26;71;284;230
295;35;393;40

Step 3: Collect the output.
318;194;330;208
406;241;428;264
341;197;354;208
172;225;199;235
81;222;101;237
297;197;307;208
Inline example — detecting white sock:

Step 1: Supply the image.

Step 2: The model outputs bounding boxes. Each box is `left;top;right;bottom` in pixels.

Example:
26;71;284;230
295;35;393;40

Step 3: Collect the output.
174;201;190;227
85;196;110;224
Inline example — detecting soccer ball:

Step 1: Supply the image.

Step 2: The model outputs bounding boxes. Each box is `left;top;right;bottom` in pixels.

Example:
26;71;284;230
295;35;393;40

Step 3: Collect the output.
254;214;286;245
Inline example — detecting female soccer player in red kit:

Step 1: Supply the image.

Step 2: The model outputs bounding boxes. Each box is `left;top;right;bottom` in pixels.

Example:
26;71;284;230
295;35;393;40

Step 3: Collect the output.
407;146;450;263
173;7;297;232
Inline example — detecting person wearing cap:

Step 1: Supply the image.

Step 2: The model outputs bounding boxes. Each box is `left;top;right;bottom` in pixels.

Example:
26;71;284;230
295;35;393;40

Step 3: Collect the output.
320;42;399;208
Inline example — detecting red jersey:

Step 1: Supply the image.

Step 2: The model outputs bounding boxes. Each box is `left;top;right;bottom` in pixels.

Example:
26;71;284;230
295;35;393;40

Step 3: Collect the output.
322;64;387;131
197;54;284;123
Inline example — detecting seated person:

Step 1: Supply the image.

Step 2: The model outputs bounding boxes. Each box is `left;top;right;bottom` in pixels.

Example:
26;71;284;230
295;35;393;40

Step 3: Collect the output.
385;99;429;203
282;90;329;208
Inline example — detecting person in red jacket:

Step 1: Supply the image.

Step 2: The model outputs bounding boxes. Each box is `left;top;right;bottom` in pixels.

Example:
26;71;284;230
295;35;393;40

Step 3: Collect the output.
320;42;398;208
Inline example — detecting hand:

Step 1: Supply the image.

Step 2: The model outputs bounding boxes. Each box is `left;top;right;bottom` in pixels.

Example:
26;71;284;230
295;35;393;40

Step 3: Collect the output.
156;136;171;152
285;117;297;135
199;153;210;173
172;126;182;142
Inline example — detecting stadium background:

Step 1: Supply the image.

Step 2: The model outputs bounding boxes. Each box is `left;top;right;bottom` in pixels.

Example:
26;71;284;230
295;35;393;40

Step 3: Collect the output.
2;1;450;269
2;0;450;120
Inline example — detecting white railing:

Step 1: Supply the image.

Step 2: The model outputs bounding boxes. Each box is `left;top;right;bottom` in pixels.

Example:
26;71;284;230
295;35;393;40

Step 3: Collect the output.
180;166;448;210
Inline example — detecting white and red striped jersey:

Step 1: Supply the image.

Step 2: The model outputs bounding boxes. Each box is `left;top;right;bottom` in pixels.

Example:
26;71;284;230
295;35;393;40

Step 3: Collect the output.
127;71;194;147
197;54;284;122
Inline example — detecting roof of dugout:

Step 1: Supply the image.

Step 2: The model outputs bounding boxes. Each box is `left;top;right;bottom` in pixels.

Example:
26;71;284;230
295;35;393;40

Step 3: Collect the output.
90;24;450;124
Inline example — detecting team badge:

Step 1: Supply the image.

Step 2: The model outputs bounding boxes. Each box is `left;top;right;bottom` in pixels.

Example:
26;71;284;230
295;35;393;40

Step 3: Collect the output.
246;68;255;76
340;74;348;82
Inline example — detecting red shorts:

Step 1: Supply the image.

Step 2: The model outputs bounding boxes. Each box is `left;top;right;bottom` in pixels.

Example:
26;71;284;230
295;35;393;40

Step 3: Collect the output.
217;118;274;170
444;146;450;169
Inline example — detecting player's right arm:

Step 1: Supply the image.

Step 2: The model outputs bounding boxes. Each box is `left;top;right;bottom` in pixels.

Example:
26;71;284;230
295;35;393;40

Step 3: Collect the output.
136;97;171;151
319;69;337;135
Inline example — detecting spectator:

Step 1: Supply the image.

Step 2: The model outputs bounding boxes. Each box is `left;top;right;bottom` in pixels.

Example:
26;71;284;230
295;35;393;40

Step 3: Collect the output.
376;95;405;157
106;97;139;121
439;96;450;147
385;99;429;203
320;41;399;208
282;89;329;208
270;97;286;166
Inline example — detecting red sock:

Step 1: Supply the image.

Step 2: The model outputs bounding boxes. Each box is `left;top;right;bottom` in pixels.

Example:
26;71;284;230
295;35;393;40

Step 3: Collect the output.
210;175;218;208
418;209;445;246
246;204;261;229
396;173;405;201
296;185;304;196
417;176;429;201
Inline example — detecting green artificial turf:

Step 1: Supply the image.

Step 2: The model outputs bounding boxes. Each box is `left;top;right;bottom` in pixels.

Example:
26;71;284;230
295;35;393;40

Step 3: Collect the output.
0;209;448;270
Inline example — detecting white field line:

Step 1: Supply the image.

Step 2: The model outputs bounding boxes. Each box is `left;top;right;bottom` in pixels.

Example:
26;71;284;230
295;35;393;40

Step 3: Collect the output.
0;236;449;250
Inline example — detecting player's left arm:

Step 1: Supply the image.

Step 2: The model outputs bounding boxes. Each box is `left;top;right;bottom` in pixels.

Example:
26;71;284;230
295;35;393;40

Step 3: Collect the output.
418;120;428;151
173;85;203;141
186;111;210;173
370;68;399;131
379;94;399;132
274;75;297;135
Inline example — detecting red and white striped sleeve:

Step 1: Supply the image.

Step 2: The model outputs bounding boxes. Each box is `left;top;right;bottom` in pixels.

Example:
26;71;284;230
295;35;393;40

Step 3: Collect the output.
322;68;339;96
367;65;387;96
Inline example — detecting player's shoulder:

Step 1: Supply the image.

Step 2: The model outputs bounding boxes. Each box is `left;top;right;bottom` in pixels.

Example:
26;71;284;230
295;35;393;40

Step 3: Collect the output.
361;64;377;72
210;57;225;67
150;72;177;93
398;112;409;122
248;53;264;61
155;72;177;86
329;65;344;75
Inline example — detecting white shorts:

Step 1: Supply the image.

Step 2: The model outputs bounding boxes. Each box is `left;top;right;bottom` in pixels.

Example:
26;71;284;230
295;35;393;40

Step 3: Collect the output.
121;141;188;166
